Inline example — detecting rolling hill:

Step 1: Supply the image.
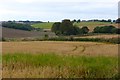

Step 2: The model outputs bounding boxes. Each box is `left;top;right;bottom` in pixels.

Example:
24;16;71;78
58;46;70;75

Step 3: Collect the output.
32;22;117;32
2;27;56;38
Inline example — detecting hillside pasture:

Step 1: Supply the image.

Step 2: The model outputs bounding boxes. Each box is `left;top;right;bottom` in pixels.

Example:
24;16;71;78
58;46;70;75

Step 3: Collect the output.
74;22;117;32
32;22;118;32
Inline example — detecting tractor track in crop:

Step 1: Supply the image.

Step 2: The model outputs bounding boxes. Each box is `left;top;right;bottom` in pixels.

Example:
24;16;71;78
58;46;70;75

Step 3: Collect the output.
72;45;86;53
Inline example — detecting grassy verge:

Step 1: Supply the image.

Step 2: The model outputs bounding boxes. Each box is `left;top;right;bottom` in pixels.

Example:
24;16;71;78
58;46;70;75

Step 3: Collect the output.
3;53;118;78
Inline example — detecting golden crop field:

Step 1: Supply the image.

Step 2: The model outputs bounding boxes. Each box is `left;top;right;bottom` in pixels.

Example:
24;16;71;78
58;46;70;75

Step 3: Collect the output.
2;41;118;56
2;41;118;78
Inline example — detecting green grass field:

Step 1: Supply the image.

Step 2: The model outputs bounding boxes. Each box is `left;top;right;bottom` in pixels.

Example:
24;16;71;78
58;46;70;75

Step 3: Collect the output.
31;22;54;29
3;53;118;78
74;22;112;28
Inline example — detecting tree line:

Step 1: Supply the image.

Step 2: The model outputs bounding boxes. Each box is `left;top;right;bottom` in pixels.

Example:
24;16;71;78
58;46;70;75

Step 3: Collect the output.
93;25;120;34
51;19;120;36
2;21;34;31
51;19;89;35
72;19;117;23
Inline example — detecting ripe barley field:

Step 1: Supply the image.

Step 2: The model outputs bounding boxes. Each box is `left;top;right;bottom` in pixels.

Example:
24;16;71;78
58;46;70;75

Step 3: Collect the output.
2;41;119;78
2;41;118;56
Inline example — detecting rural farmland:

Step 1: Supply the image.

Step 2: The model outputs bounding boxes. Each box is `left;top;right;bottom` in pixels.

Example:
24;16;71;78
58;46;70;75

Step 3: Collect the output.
1;0;119;79
32;22;54;29
2;41;118;78
74;22;118;32
2;41;118;56
2;27;56;38
32;22;118;32
1;19;119;78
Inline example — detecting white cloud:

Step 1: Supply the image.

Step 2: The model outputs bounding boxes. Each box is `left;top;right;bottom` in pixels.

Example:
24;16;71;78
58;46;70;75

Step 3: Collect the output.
0;0;118;21
14;0;36;3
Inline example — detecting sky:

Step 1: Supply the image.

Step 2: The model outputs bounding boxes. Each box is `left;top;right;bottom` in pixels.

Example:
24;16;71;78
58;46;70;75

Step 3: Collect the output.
0;0;119;22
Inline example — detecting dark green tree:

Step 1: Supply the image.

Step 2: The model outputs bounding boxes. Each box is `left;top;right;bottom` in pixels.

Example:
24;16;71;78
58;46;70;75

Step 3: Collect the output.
108;19;112;22
51;22;61;35
72;19;76;23
113;20;116;23
73;26;81;35
51;19;82;35
116;18;120;23
93;26;101;33
112;28;120;34
77;19;81;23
93;25;116;33
60;19;74;35
80;26;89;34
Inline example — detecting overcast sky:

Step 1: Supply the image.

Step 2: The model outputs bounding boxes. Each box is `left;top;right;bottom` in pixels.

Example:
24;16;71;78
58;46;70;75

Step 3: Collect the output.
0;0;119;22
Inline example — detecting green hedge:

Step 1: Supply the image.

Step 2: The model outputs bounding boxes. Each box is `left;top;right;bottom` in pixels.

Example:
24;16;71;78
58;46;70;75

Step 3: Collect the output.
2;37;120;44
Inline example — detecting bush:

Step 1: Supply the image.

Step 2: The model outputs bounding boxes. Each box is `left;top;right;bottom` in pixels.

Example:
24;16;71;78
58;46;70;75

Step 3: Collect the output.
2;22;34;31
93;25;116;33
116;18;120;23
51;22;61;33
2;37;6;41
44;34;49;39
80;26;89;34
112;28;120;34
